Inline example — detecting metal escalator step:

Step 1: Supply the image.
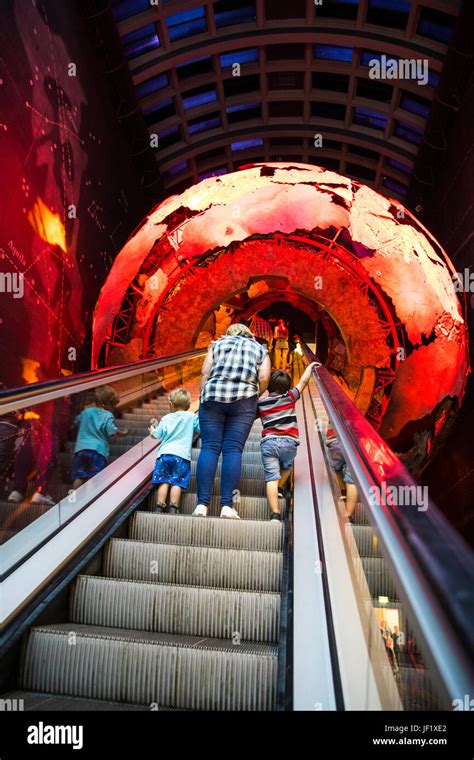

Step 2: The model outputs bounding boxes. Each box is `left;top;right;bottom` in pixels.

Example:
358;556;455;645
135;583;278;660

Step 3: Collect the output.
20;625;278;710
0;690;152;711
351;503;370;526
71;576;280;642
103;539;282;592
351;525;383;558
130;512;283;551
361;557;399;600
176;494;285;520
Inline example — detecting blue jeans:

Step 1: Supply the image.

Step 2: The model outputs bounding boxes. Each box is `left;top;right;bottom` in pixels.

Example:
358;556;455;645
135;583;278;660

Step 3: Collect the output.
197;396;257;507
260;436;299;482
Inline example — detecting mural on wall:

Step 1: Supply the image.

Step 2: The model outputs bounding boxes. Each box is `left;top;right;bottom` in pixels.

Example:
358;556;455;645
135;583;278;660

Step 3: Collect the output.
92;163;470;474
0;0;143;389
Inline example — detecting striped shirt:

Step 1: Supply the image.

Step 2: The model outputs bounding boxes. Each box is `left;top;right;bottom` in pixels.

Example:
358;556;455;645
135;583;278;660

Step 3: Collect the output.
257;387;301;440
201;335;267;404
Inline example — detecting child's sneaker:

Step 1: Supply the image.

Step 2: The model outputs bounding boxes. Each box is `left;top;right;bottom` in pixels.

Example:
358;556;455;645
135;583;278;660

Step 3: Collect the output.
220;506;240;519
154;501;166;514
270;512;282;522
192;504;208;517
8;491;24;503
168;504;180;515
31;491;56;505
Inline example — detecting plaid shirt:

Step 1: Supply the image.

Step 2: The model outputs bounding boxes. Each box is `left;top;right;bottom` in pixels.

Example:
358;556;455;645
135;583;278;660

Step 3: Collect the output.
250;316;273;343
201;335;267;403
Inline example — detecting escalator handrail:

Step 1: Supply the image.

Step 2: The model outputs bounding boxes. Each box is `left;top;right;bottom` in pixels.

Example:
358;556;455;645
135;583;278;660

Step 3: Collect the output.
300;342;474;690
0;349;207;414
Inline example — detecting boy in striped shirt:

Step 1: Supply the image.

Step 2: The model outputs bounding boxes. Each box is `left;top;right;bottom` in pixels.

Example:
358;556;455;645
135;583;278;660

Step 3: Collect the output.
257;361;319;520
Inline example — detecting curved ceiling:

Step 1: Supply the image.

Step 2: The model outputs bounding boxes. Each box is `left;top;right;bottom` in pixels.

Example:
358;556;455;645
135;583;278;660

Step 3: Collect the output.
110;0;460;201
92;162;470;473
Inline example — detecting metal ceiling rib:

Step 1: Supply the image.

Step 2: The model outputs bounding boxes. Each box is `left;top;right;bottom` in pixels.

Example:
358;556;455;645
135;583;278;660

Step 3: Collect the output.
110;0;461;201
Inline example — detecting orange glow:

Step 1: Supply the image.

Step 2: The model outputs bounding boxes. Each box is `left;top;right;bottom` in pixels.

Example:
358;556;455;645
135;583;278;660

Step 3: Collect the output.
21;358;41;385
27;197;67;253
23;410;40;420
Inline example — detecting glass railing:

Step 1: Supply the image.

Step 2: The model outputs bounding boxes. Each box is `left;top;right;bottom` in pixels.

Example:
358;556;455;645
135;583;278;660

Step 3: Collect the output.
0;350;205;578
298;343;474;711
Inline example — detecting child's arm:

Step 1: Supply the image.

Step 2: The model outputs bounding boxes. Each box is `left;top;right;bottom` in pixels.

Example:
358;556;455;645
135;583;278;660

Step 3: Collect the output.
295;361;320;395
105;416;128;438
149;419;163;439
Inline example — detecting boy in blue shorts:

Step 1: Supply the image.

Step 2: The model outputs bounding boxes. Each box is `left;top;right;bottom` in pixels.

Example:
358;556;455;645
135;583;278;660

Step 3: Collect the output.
72;385;128;489
257;362;318;521
149;387;200;515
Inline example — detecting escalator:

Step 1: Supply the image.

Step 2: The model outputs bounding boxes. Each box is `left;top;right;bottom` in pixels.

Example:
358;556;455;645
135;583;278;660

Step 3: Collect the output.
0;346;473;711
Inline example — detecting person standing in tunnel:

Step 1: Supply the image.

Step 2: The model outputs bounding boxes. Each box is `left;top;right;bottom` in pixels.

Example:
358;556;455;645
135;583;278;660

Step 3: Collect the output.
274;319;290;371
193;324;271;519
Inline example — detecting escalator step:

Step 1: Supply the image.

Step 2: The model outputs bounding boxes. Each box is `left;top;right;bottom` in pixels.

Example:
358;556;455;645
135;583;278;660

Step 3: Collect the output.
351;525;383;558
103;539;282;592
130;512;283;551
188;476;266;497
177;494;285;520
361;557;399;601
20;625;278;711
0;690;153;711
71;576;280;642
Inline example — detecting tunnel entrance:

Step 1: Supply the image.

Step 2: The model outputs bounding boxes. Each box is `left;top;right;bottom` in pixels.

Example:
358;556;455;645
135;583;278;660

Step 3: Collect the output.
91;163;469;475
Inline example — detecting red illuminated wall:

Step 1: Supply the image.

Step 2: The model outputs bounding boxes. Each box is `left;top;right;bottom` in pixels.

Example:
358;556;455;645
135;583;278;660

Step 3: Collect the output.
0;0;145;389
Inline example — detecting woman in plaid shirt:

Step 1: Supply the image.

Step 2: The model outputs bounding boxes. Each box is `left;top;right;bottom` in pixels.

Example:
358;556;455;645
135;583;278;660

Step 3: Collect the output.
193;324;271;519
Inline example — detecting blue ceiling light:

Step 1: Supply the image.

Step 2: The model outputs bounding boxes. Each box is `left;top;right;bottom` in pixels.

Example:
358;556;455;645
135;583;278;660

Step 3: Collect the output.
387;158;411;175
353;106;387;130
121;24;160;59
383;176;408;196
182;89;217;110
136;74;169;99
158;125;180;139
315;45;353;62
400;93;430;119
166;7;207;41
163;162;188;177
394;121;423;145
417;9;456;44
231;138;263;151
143;97;173;117
368;0;410;11
188;116;221;135
226;103;259;113
220;49;259;68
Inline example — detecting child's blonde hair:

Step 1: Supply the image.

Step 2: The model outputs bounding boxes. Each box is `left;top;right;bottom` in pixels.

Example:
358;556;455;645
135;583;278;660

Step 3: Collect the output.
95;385;119;411
169;387;191;410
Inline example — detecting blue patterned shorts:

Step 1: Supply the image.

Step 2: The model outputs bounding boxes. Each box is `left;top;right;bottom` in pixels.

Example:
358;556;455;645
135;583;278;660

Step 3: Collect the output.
71;449;108;480
152;454;191;489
